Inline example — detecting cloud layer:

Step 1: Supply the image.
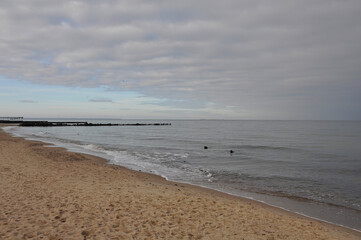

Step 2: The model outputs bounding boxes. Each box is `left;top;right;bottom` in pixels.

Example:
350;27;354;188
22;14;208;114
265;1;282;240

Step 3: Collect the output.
1;0;361;119
20;100;37;103
89;97;112;103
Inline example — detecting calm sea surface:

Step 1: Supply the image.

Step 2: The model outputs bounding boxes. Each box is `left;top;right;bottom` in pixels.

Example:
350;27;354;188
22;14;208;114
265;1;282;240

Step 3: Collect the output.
4;120;361;231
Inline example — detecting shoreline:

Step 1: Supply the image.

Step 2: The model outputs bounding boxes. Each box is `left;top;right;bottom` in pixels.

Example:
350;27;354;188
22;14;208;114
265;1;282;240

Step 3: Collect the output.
1;126;360;239
4;124;361;232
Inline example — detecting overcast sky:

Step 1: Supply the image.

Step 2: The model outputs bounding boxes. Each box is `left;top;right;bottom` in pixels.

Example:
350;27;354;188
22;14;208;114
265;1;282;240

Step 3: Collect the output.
1;0;361;119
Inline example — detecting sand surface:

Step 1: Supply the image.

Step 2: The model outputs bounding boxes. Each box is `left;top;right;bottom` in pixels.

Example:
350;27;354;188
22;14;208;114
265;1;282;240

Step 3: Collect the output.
1;126;360;240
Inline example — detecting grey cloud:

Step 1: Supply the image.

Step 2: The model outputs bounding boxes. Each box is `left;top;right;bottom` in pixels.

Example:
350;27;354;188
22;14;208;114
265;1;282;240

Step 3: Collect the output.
20;100;36;103
1;0;361;119
142;99;207;109
89;97;112;103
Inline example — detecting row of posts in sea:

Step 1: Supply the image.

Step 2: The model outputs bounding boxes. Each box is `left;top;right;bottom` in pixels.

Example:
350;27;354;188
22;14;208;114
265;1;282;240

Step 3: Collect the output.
0;117;171;127
18;121;171;127
0;117;24;123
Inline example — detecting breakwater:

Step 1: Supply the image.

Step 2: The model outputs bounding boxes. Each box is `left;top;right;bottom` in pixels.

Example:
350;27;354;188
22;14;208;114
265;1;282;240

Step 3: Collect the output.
19;121;171;127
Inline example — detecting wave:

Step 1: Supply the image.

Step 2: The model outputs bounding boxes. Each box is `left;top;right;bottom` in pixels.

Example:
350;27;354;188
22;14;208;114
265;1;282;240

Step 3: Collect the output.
141;137;167;141
238;144;298;151
208;169;361;212
253;188;361;214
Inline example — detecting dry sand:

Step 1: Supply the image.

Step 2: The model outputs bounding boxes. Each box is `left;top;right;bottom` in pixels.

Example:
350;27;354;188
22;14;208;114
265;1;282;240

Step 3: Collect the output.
0;126;360;240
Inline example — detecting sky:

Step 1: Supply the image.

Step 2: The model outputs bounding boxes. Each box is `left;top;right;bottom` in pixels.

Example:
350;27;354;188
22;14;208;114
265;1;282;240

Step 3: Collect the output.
1;0;361;120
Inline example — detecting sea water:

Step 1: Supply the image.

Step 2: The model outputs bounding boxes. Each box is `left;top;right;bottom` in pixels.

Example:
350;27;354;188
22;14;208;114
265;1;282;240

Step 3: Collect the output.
4;120;361;231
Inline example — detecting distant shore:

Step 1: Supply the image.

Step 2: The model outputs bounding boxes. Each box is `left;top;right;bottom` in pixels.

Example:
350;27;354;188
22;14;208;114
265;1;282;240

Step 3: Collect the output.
1;125;360;239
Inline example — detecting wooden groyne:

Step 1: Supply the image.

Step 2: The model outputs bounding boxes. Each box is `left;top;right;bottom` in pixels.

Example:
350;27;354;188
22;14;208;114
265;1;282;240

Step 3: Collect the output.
0;117;24;123
19;121;171;127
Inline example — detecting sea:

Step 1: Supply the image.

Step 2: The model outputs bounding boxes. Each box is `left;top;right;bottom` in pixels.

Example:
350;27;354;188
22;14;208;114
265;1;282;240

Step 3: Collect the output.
3;119;361;231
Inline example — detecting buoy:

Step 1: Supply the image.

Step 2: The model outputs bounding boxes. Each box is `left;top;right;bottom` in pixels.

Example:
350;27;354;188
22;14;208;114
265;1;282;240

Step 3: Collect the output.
204;146;208;149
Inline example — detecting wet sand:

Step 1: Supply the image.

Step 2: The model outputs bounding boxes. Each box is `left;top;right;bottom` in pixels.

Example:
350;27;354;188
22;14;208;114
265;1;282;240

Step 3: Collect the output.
1;126;360;239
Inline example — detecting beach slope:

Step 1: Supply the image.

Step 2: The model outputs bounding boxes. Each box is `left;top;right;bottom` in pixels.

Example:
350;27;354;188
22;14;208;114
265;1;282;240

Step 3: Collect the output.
0;128;360;239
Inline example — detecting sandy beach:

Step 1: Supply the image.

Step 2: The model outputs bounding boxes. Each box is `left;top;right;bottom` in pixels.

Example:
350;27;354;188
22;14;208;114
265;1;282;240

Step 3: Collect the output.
0;126;360;240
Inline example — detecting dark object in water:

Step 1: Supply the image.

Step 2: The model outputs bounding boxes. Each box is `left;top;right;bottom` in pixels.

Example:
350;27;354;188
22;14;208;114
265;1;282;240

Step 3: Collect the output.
204;146;208;149
230;150;234;156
